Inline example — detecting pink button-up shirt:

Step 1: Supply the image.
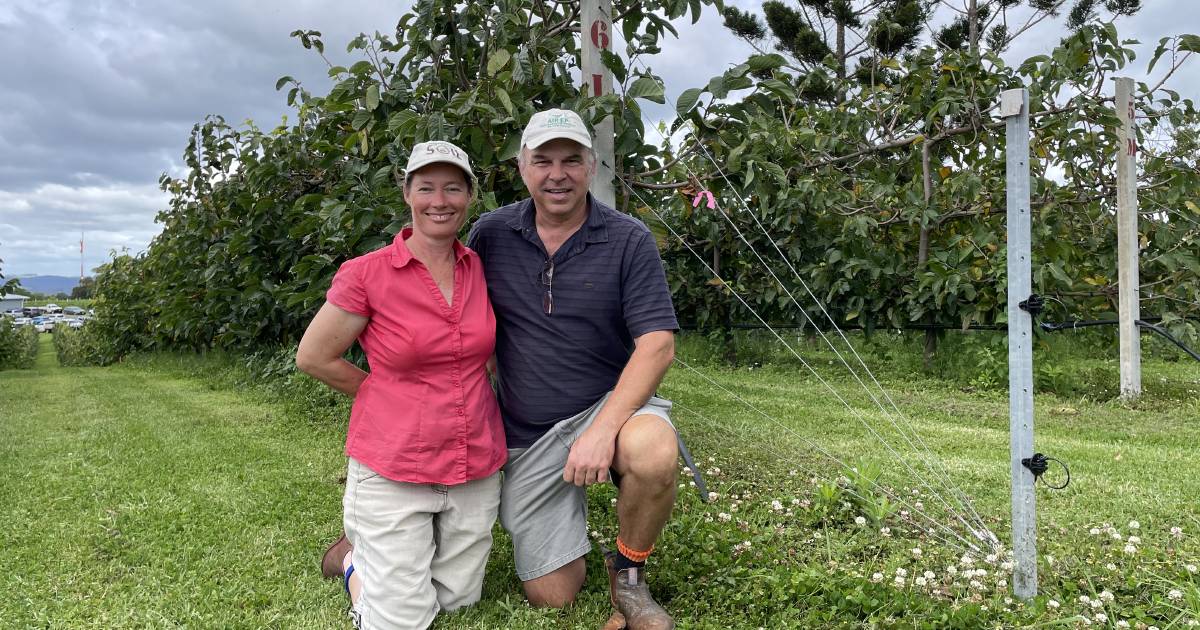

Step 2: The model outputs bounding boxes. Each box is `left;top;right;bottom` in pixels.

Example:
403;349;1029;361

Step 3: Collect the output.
326;229;506;485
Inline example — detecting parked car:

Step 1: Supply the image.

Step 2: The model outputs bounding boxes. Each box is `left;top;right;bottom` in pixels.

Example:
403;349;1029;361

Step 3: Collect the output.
31;317;54;332
67;319;85;329
12;317;31;327
3;308;22;317
63;306;86;315
44;304;62;313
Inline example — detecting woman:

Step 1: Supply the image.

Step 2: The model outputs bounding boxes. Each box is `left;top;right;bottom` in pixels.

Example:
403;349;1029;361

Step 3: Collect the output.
296;140;505;630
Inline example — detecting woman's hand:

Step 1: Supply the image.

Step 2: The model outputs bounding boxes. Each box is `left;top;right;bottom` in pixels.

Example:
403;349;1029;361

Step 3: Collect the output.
296;302;370;396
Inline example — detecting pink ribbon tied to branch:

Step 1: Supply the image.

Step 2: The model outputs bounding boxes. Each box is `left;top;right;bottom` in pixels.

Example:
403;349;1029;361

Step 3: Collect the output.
691;190;716;209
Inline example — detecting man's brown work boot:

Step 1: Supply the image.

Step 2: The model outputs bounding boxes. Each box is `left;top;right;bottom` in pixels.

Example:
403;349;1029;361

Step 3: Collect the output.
604;551;674;630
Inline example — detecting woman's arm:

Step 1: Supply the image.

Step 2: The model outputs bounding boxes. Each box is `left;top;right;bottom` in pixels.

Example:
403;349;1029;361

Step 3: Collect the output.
296;302;370;396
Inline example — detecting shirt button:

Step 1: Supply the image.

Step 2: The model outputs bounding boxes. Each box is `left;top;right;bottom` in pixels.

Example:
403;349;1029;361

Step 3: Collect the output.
457;409;465;416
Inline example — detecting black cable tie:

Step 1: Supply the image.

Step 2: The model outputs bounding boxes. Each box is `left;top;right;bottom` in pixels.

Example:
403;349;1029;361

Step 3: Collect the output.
1021;452;1070;490
1018;294;1045;317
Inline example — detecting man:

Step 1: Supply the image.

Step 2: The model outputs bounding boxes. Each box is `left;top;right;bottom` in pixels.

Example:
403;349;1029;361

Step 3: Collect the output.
466;108;680;629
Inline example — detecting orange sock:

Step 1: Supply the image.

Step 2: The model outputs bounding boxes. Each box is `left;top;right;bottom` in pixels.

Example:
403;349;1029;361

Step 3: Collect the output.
615;537;654;568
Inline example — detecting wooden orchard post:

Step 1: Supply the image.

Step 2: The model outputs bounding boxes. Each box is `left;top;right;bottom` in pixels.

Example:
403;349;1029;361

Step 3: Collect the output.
1115;77;1142;399
580;0;616;206
1001;87;1037;601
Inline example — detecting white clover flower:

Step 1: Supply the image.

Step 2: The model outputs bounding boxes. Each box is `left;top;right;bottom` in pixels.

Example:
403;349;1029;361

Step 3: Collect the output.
771;500;784;511
923;570;935;580
914;502;923;509
1001;561;1013;571
915;576;927;587
1090;598;1103;610
896;567;908;578
791;498;800;506
812;531;823;539
1045;554;1055;566
1124;543;1138;555
708;491;718;502
1149;626;1161;630
1106;563;1118;571
947;565;958;576
1095;613;1108;623
1079;595;1091;604
1188;620;1198;628
1080;616;1092;626
1099;590;1114;602
969;580;983;590
1090;527;1101;536
1168;589;1184;601
854;516;867;526
893;575;906;587
800;499;811;508
911;547;923;558
1128;535;1141;544
1047;599;1060;609
1172;526;1184;538
1187;563;1197;573
880;527;892;537
997;578;1007;589
985;553;998;564
960;554;975;567
718;512;732;522
871;572;884;583
1129;520;1140;530
1112;531;1124;541
1116;621;1130;629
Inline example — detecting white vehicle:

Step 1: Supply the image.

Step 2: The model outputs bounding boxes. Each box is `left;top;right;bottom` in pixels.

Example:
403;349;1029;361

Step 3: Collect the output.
12;317;31;327
68;319;84;329
44;304;62;313
3;308;22;317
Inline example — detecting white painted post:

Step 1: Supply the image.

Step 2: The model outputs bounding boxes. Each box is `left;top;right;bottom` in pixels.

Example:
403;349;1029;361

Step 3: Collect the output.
580;0;616;206
1115;77;1142;399
1001;87;1037;600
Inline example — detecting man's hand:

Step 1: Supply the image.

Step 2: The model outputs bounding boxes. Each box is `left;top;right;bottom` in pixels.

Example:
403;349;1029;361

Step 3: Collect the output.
563;423;618;486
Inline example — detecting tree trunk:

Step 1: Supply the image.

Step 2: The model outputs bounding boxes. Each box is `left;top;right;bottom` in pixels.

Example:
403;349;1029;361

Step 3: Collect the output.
920;140;936;368
967;0;979;54
836;21;846;81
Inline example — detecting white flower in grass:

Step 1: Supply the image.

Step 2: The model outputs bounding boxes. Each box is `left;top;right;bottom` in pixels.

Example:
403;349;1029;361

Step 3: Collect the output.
1004;597;1013;605
1129;520;1140;530
1090;527;1101;536
1047;599;1060;609
1116;620;1130;629
923;570;936;580
985;553;998;564
1128;535;1141;544
1187;564;1197;574
895;567;908;578
969;580;984;590
911;547;923;559
915;576;927;587
1099;590;1114;602
894;575;906;587
947;565;958;576
1079;616;1092;626
1171;526;1184;538
1106;563;1118;571
1045;555;1055;566
1079;595;1092;604
914;501;924;510
1124;543;1138;555
1001;561;1013;571
1189;620;1199;628
1149;626;1161;630
871;572;884;583
791;498;800;506
717;512;732;522
708;492;718;502
960;554;975;567
800;499;811;508
997;578;1007;589
771;500;784;512
854;516;867;526
1090;598;1103;610
1168;589;1183;601
1095;612;1108;624
880;527;892;537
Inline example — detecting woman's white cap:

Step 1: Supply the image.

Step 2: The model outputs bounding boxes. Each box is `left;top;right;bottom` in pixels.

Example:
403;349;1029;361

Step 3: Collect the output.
404;140;473;178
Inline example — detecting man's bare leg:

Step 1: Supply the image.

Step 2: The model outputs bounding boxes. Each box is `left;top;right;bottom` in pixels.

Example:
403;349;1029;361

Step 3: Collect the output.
612;414;679;549
521;556;586;607
606;414;679;629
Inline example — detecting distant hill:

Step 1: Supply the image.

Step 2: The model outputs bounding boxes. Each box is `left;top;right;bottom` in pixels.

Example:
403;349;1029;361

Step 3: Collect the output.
15;275;80;295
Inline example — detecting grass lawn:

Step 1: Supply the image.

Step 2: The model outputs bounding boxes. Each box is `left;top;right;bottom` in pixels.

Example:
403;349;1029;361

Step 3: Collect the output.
2;333;1199;628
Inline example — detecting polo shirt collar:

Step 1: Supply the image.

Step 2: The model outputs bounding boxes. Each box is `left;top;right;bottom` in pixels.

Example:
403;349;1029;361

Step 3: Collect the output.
389;227;471;268
504;194;610;244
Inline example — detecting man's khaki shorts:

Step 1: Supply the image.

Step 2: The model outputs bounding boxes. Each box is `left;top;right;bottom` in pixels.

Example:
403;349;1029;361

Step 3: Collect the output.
499;392;673;581
343;457;501;630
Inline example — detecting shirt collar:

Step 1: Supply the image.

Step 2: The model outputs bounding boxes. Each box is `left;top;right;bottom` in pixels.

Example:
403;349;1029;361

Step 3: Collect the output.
504;194;610;244
389;227;471;269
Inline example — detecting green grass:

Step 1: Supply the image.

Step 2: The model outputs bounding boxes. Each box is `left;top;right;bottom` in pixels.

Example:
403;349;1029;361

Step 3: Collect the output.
2;334;1199;628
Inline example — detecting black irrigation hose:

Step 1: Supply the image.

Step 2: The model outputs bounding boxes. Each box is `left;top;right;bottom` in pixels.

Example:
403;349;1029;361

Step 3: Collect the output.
1039;317;1200;362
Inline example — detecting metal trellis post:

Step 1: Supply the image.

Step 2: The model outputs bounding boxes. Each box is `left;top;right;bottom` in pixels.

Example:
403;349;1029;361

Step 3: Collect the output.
580;0;616;206
1115;77;1142;399
1001;87;1037;600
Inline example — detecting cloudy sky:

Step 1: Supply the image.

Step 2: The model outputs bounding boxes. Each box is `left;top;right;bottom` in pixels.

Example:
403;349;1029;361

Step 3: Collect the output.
1;0;1195;278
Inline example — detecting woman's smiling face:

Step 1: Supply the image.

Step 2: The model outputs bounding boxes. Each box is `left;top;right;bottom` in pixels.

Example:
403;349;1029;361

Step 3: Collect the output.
403;162;472;239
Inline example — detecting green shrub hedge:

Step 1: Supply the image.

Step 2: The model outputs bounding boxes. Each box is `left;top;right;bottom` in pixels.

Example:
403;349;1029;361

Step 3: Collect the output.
0;321;38;370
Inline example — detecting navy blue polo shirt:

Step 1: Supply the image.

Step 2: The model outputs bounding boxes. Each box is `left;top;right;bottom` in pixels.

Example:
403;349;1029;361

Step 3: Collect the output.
466;195;678;448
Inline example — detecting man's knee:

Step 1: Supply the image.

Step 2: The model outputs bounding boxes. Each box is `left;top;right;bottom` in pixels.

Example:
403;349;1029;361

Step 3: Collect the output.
615;415;679;483
522;558;586;608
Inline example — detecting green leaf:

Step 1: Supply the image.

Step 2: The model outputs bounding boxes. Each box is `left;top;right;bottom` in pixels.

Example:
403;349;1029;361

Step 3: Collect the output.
1179;34;1200;54
498;134;522;161
351;110;373;130
675;88;703;116
487;49;511;77
365;84;380;111
707;75;728;99
274;75;294;91
747;54;786;73
387;110;418;136
627;76;665;104
495;87;515;117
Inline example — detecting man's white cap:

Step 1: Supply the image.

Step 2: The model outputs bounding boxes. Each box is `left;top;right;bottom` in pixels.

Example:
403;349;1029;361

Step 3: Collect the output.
520;109;593;150
404;140;474;180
